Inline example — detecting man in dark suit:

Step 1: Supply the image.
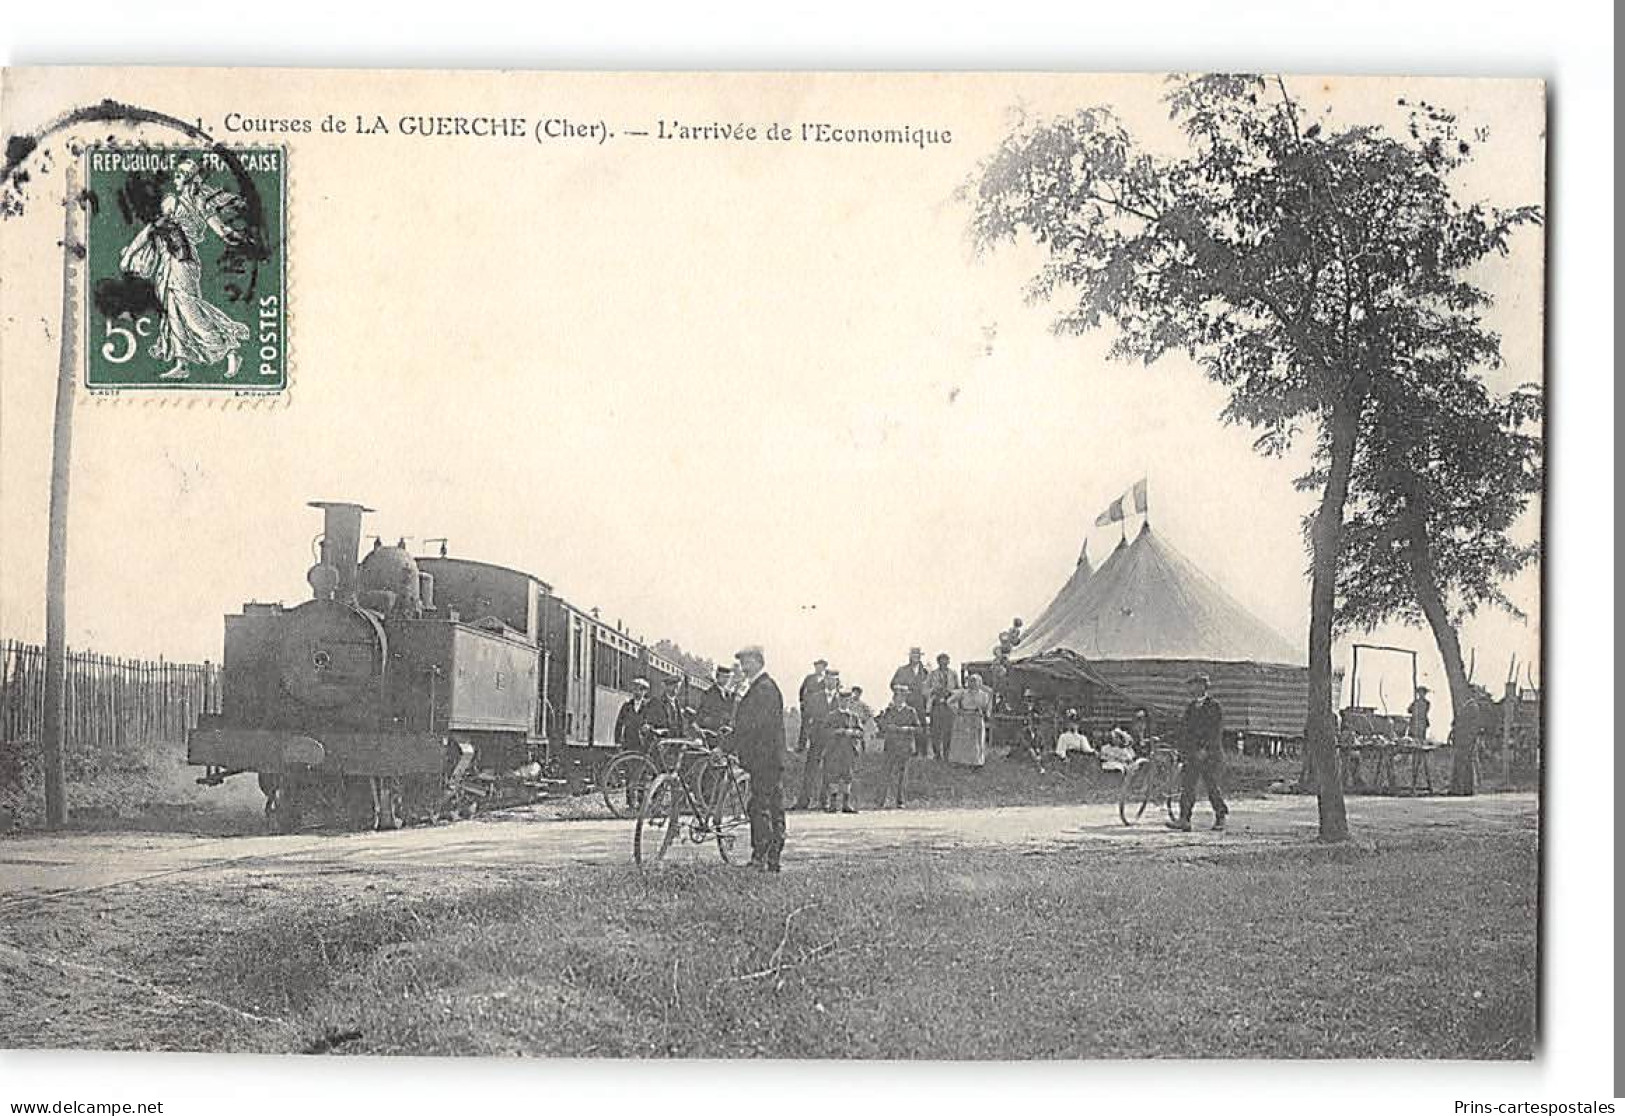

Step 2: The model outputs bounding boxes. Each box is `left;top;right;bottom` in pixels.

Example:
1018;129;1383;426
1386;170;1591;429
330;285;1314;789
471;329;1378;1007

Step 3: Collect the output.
614;678;653;750
732;645;787;871
642;675;686;742
889;647;931;756
796;659;827;752
695;665;737;735
794;667;842;810
1168;673;1229;831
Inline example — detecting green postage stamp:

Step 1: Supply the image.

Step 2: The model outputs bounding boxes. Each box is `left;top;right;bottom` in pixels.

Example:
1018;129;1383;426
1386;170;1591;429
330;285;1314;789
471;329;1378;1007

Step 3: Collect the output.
84;146;287;391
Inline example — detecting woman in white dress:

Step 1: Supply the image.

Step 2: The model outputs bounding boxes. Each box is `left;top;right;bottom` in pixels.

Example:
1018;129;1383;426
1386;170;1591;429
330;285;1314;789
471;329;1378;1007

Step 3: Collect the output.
119;159;250;380
947;673;994;768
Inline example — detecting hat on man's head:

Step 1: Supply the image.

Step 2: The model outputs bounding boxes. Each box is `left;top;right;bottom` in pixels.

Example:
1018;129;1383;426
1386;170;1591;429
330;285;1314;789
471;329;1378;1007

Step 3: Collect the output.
814;658;828;667
736;644;765;659
715;664;733;675
1416;685;1429;694
1188;672;1211;687
908;646;923;656
632;677;651;689
826;668;842;679
937;653;951;664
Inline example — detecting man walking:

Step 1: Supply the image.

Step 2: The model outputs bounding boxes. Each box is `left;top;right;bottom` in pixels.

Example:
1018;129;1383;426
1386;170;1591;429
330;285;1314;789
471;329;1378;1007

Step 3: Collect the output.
733;645;786;872
795;667;841;810
889;648;931;757
1168;673;1228;832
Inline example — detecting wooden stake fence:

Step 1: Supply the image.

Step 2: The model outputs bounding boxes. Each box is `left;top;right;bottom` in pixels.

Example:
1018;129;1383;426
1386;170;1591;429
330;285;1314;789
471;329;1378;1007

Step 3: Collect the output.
0;640;220;772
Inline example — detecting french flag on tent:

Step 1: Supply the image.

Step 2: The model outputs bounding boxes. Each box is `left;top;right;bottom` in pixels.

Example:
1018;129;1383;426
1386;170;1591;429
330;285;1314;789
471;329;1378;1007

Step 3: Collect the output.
1094;478;1149;526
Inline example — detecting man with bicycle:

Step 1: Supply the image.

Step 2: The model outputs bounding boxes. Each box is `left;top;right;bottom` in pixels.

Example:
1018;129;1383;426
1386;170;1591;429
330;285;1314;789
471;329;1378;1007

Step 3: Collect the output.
644;675;687;741
695;665;737;736
1167;674;1229;832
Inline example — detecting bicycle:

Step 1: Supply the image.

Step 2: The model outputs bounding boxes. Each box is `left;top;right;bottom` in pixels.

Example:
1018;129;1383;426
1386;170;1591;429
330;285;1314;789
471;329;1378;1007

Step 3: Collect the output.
598;722;699;818
633;728;751;866
1118;742;1182;826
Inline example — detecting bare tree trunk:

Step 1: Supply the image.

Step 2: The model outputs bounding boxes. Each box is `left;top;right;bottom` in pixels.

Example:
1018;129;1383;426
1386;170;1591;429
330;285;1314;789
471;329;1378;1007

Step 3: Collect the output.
1304;402;1356;843
1401;509;1475;795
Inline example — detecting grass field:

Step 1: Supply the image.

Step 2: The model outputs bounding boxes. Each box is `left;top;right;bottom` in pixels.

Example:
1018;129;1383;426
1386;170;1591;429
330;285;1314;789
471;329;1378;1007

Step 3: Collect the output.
2;811;1536;1059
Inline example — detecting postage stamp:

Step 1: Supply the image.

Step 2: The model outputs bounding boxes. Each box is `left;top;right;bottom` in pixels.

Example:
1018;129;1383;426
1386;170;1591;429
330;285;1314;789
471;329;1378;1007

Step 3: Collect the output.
83;145;287;391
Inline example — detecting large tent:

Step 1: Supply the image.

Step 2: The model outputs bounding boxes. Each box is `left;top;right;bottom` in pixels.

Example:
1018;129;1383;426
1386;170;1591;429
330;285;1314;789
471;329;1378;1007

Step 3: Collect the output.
1004;522;1321;739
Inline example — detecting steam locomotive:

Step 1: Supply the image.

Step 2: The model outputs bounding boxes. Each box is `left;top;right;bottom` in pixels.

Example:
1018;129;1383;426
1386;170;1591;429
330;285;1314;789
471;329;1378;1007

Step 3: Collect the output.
188;500;703;832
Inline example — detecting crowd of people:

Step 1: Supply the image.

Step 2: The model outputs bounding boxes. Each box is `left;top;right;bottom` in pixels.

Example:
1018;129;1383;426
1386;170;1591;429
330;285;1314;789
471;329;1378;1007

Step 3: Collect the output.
609;644;1235;871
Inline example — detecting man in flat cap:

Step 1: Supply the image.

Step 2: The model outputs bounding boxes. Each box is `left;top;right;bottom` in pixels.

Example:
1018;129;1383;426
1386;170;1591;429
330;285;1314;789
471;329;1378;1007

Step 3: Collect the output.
732;645;787;871
695;664;737;736
615;677;653;751
890;648;931;757
796;659;828;754
613;677;655;810
642;675;686;742
1168;673;1228;832
795;667;842;810
875;683;924;808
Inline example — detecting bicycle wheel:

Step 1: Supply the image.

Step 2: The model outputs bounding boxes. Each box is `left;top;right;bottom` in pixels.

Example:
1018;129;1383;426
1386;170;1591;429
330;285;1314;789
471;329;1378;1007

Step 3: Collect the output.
600;752;657;819
707;764;750;863
634;772;682;866
1164;758;1183;822
1119;759;1152;826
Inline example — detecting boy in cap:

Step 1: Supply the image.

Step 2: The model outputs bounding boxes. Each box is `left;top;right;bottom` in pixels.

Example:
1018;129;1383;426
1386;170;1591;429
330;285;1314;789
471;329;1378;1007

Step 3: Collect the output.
875;683;924;808
821;689;866;814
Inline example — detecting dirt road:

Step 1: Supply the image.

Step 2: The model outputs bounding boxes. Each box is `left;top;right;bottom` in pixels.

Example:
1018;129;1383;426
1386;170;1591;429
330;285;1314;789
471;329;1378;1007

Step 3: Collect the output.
0;791;1537;911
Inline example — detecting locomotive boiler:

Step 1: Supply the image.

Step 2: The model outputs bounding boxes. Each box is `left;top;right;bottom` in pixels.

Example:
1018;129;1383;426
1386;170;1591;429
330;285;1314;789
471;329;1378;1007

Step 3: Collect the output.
190;500;555;832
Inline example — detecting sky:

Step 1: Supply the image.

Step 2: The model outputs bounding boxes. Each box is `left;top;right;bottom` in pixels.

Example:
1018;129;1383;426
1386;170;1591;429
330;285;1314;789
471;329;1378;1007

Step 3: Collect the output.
0;69;1545;730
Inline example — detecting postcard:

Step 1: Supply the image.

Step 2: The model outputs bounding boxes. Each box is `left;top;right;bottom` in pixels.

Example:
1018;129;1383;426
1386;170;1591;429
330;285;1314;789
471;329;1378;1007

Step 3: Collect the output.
0;67;1544;1060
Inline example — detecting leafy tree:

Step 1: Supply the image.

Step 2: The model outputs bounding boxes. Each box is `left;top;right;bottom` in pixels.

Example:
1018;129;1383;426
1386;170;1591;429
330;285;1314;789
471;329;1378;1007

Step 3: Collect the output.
1336;370;1542;794
650;638;715;681
964;75;1539;840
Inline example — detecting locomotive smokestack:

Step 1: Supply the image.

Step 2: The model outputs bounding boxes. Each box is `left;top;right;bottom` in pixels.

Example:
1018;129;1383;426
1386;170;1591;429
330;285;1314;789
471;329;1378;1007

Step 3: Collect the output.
309;501;374;603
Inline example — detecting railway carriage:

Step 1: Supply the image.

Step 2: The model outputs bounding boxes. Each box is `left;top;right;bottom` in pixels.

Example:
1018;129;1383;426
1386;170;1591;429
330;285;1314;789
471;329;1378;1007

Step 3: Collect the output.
189;500;708;833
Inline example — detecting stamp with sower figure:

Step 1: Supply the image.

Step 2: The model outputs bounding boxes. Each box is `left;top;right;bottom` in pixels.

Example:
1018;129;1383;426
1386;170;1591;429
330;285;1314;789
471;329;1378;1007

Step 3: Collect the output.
84;145;286;390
